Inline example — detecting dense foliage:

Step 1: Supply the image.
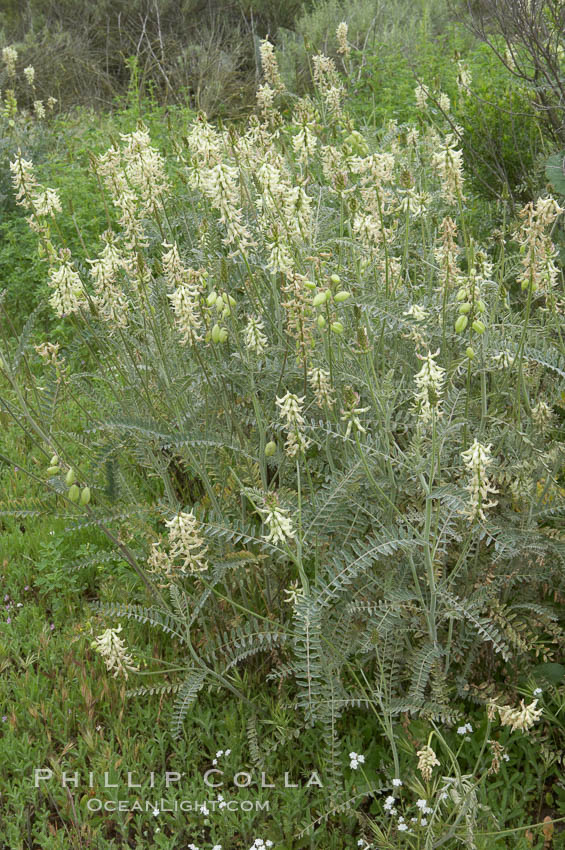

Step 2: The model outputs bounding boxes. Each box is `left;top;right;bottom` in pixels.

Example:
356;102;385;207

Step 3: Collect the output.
1;3;565;848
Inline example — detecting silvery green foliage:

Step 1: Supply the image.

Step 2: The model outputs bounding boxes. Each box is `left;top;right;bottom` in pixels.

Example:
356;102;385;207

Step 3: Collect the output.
1;54;564;775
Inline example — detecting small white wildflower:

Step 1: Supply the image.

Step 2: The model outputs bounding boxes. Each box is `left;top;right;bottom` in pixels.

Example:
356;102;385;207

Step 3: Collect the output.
276;391;311;456
392;778;403;787
398;823;408;832
384;795;396;811
457;60;472;93
308;366;334;408
34;341;60;366
492;350;513;370
398;188;430;218
91;625;139;679
244;315;268;355
292;125;318;163
256;83;275;114
336;21;350;58
341;392;369;439
165;510;208;573
413;349;445;423
531;401;554;434
417;745;440;781
33;188;62;217
457;722;473;735
437;92;451;113
2;46;17;76
48;256;85;316
283;580;303;605
261;501;296;546
414;83;429;109
497;698;543;733
432;134;464;204
403;304;428;322
259;39;284;93
10;152;38;207
461;439;498;522
349;751;365;769
533;687;543;696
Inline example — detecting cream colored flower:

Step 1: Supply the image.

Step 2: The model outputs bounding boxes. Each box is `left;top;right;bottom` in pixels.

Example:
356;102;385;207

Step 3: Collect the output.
276;391;311;456
413;349;445;423
336;21;350;58
416;745;440;781
432;134;464;204
244;316;268;355
460;440;498;522
91;625;139;679
165;510;208;572
2;46;17;76
259;39;284;93
308;367;334;408
261;502;295;545
495;699;542;733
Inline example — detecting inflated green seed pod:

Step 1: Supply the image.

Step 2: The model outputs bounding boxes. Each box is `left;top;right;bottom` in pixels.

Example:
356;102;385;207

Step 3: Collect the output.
456;288;467;301
334;291;351;303
317;314;326;329
215;295;224;311
455;315;468;333
222;305;231;318
65;468;76;486
68;484;80;502
218;328;228;343
304;280;316;290
330;273;340;285
458;302;471;314
228;295;236;307
206;291;217;306
211;323;221;343
47;466;60;476
331;321;344;334
472;320;485;334
466;346;475;359
265;441;277;457
312;291;328;307
80;487;91;505
50;455;58;466
477;300;486;313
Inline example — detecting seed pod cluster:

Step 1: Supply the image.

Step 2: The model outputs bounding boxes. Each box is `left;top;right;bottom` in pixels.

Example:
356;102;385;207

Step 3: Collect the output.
46;458;93;506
